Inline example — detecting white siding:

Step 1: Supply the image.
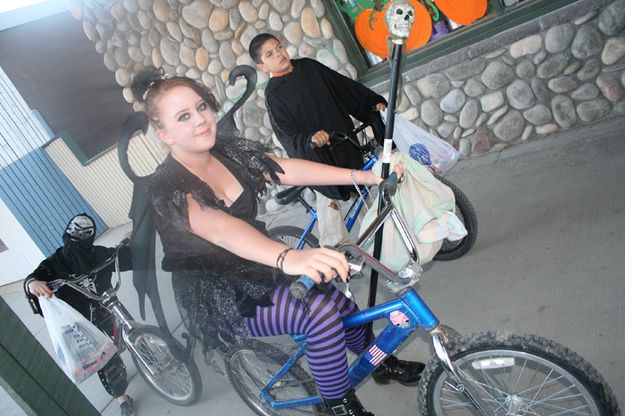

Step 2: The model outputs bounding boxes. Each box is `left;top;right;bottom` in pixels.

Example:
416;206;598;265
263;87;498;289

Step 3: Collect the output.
0;67;51;167
0;198;44;285
45;133;165;227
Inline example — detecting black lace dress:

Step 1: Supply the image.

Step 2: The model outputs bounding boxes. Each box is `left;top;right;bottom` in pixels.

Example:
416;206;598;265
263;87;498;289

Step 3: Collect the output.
149;137;289;351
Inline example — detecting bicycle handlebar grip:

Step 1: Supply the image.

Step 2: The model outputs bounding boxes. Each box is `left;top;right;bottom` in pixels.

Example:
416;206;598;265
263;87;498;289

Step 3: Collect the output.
379;172;399;196
289;275;316;299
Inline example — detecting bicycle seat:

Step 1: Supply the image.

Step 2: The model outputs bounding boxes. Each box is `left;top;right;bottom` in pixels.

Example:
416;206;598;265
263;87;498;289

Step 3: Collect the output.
275;186;306;205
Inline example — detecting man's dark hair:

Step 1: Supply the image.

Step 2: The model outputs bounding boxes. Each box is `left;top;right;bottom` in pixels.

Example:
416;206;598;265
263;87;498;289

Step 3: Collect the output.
249;33;279;64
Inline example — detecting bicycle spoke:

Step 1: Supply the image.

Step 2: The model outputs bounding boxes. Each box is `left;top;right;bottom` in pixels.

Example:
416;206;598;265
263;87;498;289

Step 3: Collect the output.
135;336;192;396
430;346;606;416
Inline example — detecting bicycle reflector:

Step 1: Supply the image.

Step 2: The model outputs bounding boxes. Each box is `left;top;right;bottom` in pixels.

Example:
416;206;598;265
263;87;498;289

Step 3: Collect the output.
471;357;516;370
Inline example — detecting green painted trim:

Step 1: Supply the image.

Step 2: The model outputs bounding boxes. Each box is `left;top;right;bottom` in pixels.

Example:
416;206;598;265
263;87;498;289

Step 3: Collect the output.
0;297;100;416
322;0;369;76
328;0;580;86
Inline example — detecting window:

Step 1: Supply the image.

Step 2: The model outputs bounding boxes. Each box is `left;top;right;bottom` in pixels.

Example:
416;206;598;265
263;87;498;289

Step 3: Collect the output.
323;0;577;85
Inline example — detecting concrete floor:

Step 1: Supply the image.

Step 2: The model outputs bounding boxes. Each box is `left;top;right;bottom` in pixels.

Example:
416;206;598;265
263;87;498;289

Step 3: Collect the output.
2;115;624;415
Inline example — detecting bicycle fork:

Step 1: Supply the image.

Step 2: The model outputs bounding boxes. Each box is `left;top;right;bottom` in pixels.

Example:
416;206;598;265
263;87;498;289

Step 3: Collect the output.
429;328;494;416
106;298;164;378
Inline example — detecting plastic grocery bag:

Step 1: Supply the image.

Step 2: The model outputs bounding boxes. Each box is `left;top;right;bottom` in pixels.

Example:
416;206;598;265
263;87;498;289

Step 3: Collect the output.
39;296;117;384
380;109;460;175
360;152;467;271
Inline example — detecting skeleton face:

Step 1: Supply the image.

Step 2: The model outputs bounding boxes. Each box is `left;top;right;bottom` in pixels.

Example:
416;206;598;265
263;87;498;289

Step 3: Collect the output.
385;0;415;40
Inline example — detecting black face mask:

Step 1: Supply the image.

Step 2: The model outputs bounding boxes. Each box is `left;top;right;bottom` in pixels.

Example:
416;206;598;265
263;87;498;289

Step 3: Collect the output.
61;233;96;276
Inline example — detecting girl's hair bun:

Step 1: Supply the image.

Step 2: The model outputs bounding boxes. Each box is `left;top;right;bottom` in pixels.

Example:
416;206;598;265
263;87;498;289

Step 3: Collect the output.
131;66;164;102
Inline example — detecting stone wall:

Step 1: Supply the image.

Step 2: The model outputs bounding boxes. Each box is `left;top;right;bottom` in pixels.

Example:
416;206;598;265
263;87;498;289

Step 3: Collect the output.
68;0;356;155
70;0;625;160
394;0;625;157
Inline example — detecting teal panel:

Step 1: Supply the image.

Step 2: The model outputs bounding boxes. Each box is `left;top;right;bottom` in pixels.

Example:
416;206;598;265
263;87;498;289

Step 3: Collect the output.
0;148;107;256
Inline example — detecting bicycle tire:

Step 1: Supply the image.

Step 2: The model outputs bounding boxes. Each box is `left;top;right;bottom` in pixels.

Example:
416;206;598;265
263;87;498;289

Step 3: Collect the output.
418;331;620;416
268;226;320;249
433;175;478;261
225;339;326;416
126;325;202;406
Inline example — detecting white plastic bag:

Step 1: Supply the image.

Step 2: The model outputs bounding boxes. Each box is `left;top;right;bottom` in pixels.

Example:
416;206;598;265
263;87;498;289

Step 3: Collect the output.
360;152;467;271
381;109;460;175
39;296;118;384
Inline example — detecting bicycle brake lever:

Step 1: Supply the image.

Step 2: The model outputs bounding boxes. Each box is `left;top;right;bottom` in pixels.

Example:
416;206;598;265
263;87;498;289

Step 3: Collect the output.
336;244;396;282
48;279;65;292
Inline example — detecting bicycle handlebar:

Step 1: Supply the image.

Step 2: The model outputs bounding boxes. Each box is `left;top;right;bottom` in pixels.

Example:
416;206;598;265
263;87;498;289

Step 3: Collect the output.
308;117;377;152
289;173;400;299
48;239;130;300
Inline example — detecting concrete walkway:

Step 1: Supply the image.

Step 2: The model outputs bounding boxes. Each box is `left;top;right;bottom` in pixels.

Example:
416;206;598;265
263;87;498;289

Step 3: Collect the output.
2;115;624;415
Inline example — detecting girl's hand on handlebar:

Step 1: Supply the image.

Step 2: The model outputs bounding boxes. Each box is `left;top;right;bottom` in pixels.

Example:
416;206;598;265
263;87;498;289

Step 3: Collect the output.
375;102;386;112
354;163;404;186
311;130;331;148
28;280;53;298
392;163;405;183
281;247;349;284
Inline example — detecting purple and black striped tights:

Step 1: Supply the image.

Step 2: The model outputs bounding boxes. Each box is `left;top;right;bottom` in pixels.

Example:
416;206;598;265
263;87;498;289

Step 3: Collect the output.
244;284;366;400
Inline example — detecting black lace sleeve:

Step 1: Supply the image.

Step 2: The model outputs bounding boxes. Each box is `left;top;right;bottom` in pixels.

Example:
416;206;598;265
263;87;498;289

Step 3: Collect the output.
149;138;283;234
149;155;220;235
214;135;284;194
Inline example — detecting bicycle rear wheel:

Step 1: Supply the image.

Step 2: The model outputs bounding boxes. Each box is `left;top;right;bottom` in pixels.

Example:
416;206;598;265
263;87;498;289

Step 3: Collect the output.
127;325;202;406
268;226;319;249
225;339;325;416
419;332;620;415
433;175;478;261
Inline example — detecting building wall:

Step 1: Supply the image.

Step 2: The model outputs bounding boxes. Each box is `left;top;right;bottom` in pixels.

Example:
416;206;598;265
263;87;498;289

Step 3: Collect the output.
389;0;625;157
0;198;44;286
44;132;164;228
73;0;625;144
0;67;107;262
67;0;625;207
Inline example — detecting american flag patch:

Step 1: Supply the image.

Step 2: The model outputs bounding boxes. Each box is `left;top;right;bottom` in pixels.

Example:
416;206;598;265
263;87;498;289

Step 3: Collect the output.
364;344;388;366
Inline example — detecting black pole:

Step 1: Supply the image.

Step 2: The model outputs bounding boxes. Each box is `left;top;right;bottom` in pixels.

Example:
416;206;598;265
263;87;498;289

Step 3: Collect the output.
365;41;403;342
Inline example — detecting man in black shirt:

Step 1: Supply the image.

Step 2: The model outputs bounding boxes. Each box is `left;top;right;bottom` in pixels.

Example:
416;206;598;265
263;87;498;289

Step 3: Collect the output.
250;33;387;247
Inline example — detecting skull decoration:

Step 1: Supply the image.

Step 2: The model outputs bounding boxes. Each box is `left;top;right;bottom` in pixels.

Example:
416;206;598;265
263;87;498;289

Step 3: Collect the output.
385;0;415;42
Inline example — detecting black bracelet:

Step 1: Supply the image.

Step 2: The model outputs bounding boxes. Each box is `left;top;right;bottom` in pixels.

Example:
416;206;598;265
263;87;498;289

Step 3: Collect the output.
276;247;293;272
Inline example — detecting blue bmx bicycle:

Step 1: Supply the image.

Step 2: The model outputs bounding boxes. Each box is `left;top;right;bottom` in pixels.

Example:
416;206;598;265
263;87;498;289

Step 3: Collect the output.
267;119;478;261
223;175;619;416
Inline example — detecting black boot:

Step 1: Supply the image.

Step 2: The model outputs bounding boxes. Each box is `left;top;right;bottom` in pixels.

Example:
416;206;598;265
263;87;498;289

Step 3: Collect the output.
326;389;374;416
371;355;425;386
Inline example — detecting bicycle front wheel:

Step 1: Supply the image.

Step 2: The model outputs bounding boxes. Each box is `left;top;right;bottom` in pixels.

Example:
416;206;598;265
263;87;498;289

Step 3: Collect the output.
267;226;319;249
127;325;202;406
433;175;478;261
225;339;325;416
419;332;620;415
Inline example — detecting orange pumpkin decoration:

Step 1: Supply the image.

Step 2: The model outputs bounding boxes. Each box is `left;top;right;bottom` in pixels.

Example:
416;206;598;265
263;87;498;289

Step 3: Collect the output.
434;0;487;26
355;0;432;58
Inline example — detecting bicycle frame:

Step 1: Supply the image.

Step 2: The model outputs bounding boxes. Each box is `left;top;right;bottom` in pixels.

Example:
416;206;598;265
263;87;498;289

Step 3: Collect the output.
289;150;379;250
260;189;492;414
48;244;163;377
263;284;438;410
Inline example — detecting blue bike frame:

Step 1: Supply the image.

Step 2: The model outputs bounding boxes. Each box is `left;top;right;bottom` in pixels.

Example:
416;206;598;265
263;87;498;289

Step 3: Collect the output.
263;174;491;413
260;279;438;410
290;154;379;251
